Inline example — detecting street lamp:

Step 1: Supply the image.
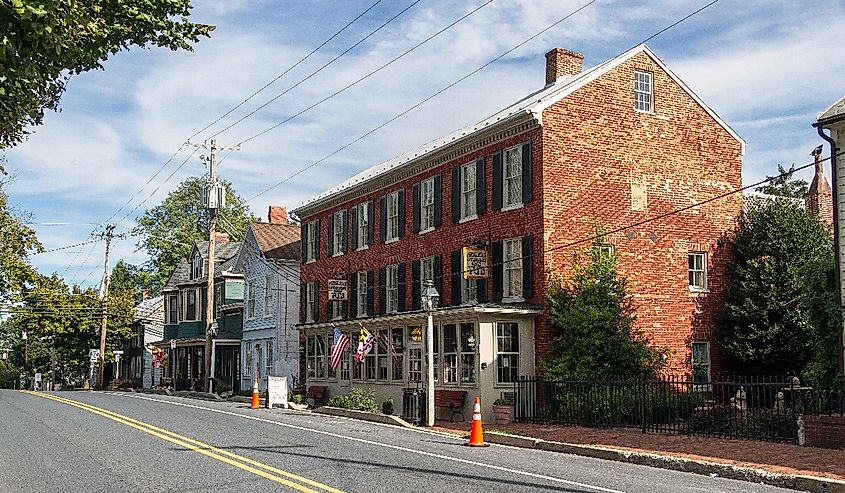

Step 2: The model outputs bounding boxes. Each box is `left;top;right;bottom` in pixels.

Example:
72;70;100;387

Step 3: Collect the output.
421;279;439;427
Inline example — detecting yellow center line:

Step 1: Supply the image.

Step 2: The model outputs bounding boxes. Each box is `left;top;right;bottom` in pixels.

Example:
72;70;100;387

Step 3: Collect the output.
25;391;344;493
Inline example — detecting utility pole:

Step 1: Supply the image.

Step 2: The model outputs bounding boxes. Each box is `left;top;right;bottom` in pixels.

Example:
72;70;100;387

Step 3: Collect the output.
192;139;238;393
95;224;125;389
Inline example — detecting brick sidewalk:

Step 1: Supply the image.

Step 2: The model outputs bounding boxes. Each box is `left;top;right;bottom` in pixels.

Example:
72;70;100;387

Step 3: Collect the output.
434;421;845;480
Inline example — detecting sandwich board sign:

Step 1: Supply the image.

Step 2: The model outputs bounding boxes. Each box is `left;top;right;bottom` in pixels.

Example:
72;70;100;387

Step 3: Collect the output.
266;376;288;409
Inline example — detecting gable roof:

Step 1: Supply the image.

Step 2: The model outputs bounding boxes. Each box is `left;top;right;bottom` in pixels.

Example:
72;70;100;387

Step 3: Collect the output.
249;222;301;260
817;95;845;126
135;295;164;326
294;44;744;216
162;258;190;291
194;240;242;261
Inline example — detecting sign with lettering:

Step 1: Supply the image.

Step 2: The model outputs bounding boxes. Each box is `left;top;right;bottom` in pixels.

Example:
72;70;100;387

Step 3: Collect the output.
267;376;288;409
327;279;348;301
410;326;423;343
462;247;488;279
89;349;100;363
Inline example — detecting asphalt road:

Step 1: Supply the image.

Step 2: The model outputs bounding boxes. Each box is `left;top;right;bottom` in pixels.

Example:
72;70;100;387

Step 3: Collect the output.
0;390;799;493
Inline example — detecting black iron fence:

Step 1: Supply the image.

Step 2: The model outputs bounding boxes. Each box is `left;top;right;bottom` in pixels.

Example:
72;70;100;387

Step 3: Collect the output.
514;375;844;443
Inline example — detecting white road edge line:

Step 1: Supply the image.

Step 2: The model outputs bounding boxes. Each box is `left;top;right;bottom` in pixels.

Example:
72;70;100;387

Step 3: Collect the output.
104;392;624;493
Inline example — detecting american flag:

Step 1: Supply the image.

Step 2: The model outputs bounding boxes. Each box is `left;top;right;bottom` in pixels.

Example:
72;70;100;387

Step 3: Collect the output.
329;327;349;371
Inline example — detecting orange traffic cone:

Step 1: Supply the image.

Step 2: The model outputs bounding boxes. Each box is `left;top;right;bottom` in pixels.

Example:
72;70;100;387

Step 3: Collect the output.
466;396;489;447
250;378;260;409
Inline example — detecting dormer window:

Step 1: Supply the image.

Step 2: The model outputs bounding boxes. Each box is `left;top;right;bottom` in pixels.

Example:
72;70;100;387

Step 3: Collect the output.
191;252;205;280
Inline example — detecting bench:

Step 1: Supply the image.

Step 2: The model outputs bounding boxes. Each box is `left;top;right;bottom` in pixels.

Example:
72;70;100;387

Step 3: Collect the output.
434;390;467;422
306;385;329;407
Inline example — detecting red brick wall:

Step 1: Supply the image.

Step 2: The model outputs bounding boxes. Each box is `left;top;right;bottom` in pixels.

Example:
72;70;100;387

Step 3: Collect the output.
803;415;845;450
538;51;743;375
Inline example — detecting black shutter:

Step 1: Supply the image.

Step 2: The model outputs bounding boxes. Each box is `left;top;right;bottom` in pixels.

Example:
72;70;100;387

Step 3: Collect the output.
412;183;421;233
314;280;320;322
492;240;503;301
349;275;358;318
397;263;406;312
476;156;486;215
411;260;421;310
366;270;374;315
300;286;307;324
340;209;347;253
522;142;533;203
434;254;443;302
367;200;374;246
451;168;461;223
379;196;387;243
314;219;321;259
433;174;442;228
326;213;335;255
300;223;307;261
492;151;503;211
350;206;359;251
378;267;387;314
477;278;487;303
397;189;406;238
451;249;462;306
326;299;333;322
522;236;533;299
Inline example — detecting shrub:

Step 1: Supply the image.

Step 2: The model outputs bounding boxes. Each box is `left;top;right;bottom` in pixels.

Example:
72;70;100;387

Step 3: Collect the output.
327;389;378;412
382;398;394;415
289;394;305;405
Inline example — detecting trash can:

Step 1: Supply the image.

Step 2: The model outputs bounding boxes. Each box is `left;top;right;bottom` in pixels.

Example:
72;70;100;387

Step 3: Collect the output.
402;387;426;424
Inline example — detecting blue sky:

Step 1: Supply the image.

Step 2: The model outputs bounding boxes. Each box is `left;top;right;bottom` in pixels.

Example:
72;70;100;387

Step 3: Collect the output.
4;0;845;289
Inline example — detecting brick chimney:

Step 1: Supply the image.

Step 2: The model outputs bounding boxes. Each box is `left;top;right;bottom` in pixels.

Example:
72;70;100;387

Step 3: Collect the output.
268;205;287;225
545;48;584;86
806;145;833;227
213;232;230;244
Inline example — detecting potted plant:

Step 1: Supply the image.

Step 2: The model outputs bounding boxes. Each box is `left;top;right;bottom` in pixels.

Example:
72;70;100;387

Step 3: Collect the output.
382;398;394;415
492;398;512;425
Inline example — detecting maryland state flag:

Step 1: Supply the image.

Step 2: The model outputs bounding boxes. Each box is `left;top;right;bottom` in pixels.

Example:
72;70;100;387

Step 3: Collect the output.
354;326;375;363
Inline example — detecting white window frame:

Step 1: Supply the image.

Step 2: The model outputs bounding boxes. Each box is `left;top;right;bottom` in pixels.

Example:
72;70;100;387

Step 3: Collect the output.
246;281;256;320
356;271;367;317
263;275;273;317
305;281;317;323
503;145;523;209
306;333;326;380
243;344;252;378
503;238;523;300
459;162;477;221
356;202;369;250
191;252;203;280
386;191;400;242
461;274;478;305
182;288;199;322
330;300;343;320
420;177;435;232
306;221;318;263
440;322;477;385
391;327;404;382
597;244;615;257
421;256;435;291
386;264;399;314
332;210;345;256
166;294;178;324
495;321;519;385
634;70;653;113
688;252;707;291
266;339;274;377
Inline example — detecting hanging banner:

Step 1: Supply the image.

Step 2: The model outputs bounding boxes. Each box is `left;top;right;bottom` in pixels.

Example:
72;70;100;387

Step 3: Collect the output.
462;247;488;279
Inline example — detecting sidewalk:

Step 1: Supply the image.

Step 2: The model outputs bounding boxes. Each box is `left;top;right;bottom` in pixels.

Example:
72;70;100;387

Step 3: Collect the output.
434;421;845;482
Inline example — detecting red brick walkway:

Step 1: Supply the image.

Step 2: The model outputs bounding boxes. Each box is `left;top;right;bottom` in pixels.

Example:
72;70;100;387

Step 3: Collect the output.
434;421;845;480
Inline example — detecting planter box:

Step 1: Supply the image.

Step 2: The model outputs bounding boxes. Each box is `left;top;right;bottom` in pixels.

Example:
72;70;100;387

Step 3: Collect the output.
493;405;513;425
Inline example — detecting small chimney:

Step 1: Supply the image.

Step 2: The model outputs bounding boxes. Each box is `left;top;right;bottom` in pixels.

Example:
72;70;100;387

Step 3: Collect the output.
268;205;287;225
213;232;230;244
812;145;824;176
806;145;833;227
545;48;584;86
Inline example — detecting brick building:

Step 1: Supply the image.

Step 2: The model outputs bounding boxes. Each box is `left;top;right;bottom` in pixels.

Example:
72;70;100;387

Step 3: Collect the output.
293;44;744;420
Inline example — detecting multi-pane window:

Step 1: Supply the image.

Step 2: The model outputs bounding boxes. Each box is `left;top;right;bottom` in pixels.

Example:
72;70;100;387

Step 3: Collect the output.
365;333;379;381
433;324;440;384
377;329;389;381
441;323;476;384
503;145;523;208
191;252;203;279
408;348;422;383
339;340;351;381
246;281;256;319
184;289;198;321
243;345;252;377
385;264;399;314
264;275;273;317
391;328;404;381
692;341;710;383
332;210;345;256
496;322;519;384
597;244;615;257
356;271;367;317
503;238;523;299
420;178;435;231
688;252;707;291
634;70;653;112
306;281;317;322
266;340;274;377
166;294;178;324
460;163;477;220
306;334;326;379
306;221;319;262
421;256;435;290
330;300;343;320
386;191;400;241
215;286;222;318
461;274;478;304
356;202;369;249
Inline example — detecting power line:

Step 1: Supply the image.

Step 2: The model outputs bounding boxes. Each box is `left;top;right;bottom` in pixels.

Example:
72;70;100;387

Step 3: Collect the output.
32;239;100;255
188;0;386;141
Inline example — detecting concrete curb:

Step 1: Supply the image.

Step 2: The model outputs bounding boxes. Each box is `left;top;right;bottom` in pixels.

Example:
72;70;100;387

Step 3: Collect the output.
313;406;415;429
483;432;845;493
